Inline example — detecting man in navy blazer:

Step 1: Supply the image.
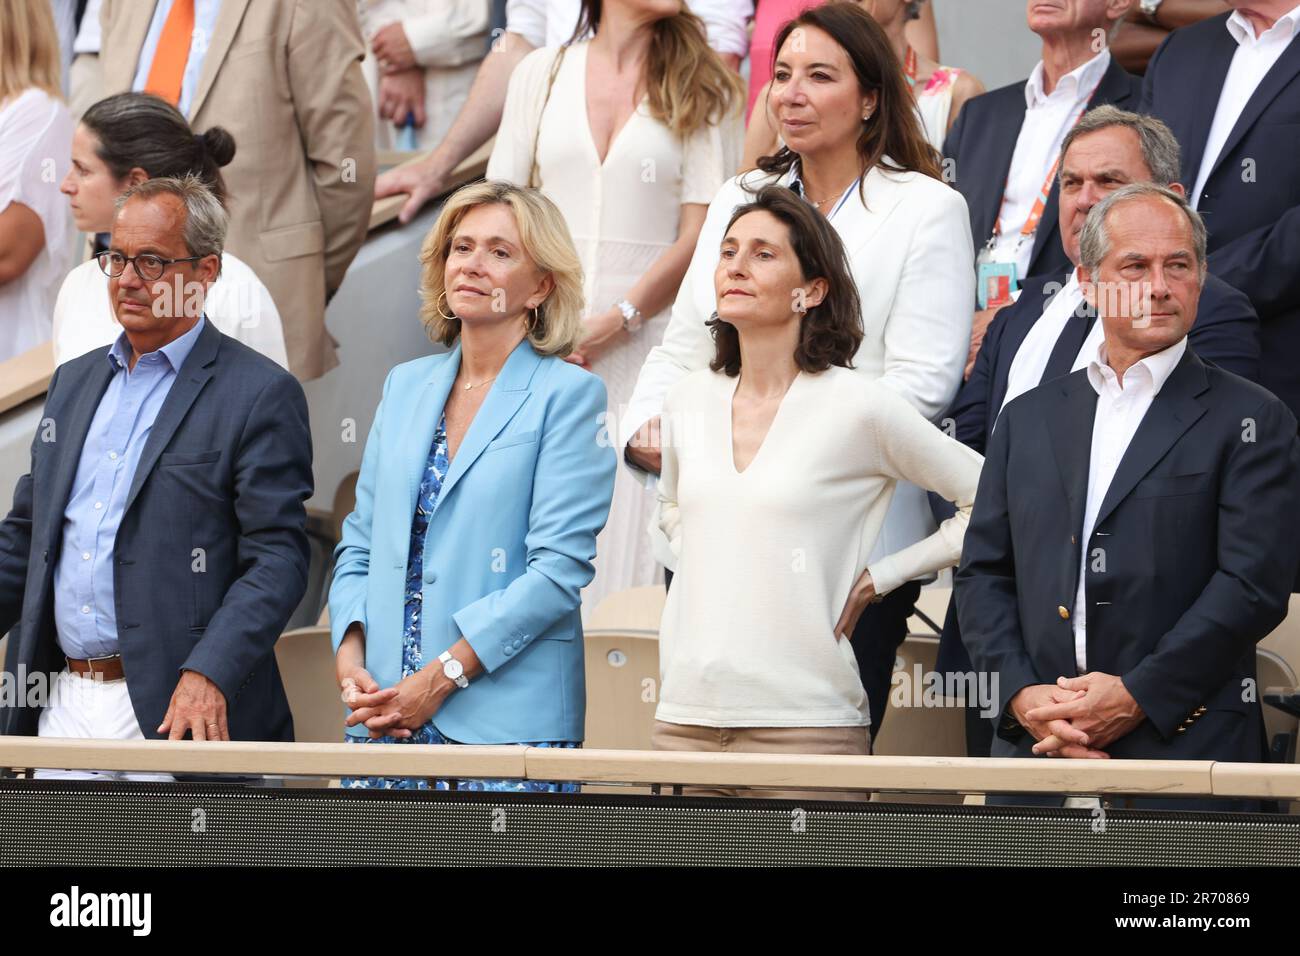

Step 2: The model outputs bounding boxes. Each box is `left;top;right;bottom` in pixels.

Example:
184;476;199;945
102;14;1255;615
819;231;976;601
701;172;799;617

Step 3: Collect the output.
0;176;312;753
940;106;1260;756
944;0;1138;373
956;184;1300;809
1141;1;1300;422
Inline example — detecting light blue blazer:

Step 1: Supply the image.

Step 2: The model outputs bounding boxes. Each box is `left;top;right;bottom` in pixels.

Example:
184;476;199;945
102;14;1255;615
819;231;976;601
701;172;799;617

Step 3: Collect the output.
328;339;616;743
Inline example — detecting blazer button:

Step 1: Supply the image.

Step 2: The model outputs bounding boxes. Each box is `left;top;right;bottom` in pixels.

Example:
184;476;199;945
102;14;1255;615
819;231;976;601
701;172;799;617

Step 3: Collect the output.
1058;605;1070;620
423;568;437;584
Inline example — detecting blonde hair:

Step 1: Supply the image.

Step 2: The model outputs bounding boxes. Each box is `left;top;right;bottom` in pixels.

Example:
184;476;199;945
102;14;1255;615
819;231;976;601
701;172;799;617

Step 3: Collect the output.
573;1;744;136
0;0;63;104
418;181;586;357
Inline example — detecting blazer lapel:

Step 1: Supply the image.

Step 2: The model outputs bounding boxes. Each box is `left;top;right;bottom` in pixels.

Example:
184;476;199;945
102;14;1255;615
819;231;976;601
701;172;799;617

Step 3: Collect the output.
122;320;220;515
187;0;253;120
431;340;540;515
1180;27;1241;191
1203;37;1300;189
1092;349;1209;529
971;94;1026;247
44;358;116;545
1046;371;1098;549
102;0;157;93
406;344;461;513
833;164;908;257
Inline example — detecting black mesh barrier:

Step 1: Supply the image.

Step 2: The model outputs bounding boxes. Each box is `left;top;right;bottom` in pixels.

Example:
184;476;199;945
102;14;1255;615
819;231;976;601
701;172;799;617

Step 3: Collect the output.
1;780;1297;866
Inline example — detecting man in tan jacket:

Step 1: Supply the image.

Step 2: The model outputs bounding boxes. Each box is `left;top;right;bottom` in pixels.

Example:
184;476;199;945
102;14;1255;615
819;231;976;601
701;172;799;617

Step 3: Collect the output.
99;0;377;380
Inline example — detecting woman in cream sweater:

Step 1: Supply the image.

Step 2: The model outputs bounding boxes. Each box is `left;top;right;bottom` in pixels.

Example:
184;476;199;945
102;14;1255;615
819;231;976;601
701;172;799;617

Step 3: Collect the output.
653;185;983;799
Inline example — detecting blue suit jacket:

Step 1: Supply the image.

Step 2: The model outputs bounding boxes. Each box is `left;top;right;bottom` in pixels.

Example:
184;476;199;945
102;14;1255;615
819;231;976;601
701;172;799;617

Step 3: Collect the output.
1142;13;1300;419
329;339;616;744
0;320;312;740
944;57;1141;287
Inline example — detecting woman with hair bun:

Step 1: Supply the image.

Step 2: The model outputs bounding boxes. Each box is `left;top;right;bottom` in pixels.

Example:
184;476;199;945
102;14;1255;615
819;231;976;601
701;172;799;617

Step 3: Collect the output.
54;92;288;368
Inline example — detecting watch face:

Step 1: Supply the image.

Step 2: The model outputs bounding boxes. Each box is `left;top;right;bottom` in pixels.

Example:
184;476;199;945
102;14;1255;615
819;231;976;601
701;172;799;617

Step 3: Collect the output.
444;659;464;680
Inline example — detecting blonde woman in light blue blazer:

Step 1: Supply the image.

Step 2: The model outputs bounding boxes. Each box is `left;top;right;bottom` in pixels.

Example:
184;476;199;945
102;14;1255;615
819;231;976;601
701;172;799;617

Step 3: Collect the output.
328;181;616;790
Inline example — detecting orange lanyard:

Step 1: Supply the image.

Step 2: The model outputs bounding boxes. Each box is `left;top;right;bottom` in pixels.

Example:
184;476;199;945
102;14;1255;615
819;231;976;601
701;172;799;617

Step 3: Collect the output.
904;46;918;88
989;78;1104;248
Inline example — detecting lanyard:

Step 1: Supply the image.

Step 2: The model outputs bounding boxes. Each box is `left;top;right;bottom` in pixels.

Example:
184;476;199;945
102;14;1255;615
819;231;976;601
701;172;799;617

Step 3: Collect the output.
988;77;1104;250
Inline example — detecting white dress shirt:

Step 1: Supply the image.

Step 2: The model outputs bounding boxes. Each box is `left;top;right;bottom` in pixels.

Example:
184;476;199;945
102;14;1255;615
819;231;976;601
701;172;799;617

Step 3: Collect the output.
505;0;752;57
1072;336;1188;672
1191;5;1300;208
129;0;223;119
987;49;1111;278
1000;271;1086;414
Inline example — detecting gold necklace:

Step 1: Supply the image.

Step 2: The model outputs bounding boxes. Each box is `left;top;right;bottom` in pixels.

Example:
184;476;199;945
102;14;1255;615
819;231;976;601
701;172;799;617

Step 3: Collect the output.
462;374;498;391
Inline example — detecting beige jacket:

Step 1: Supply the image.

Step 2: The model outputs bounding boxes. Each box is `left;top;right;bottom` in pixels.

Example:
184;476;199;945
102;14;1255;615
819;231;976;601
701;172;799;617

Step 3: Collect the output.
99;0;378;380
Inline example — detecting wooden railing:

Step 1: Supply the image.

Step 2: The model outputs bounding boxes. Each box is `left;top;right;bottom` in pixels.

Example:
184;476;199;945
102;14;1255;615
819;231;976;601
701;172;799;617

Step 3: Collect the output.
4;737;1299;799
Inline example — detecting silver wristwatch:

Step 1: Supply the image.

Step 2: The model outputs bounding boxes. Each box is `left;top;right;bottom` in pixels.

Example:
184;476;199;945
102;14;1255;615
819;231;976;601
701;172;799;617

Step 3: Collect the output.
615;298;643;333
1139;0;1164;22
438;650;468;689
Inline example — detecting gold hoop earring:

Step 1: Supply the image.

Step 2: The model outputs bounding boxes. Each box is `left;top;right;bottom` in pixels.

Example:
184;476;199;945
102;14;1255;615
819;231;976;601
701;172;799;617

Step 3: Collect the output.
436;290;456;321
526;305;542;334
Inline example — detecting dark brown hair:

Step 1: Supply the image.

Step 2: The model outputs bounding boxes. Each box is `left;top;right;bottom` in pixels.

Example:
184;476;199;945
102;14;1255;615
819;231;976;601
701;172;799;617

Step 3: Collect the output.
756;2;942;201
81;93;235;206
708;185;863;376
571;0;743;135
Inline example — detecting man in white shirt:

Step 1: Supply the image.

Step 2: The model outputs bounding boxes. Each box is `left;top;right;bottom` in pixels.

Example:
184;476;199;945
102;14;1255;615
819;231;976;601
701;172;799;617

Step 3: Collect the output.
944;0;1139;377
375;0;752;223
1142;0;1300;424
956;183;1300;808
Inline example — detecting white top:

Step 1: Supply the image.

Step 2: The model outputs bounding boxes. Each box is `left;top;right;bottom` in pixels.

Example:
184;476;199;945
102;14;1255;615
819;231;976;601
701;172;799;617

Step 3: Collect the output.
999;270;1086;415
655;366;983;728
489;41;742;607
1191;5;1300;208
986;49;1111;277
914;67;965;154
51;253;290;369
505;0;752;57
0;89;75;364
622;164;975;572
1073;336;1189;671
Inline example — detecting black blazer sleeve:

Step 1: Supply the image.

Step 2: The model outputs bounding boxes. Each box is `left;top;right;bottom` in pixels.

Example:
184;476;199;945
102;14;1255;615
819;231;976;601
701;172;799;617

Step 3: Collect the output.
954;400;1042;737
948;306;1010;455
1189;277;1261;382
1123;395;1300;738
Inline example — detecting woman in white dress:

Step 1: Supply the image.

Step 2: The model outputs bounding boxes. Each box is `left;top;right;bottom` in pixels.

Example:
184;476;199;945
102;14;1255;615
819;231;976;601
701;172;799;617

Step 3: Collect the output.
741;0;985;168
488;0;744;610
0;0;75;364
54;93;288;369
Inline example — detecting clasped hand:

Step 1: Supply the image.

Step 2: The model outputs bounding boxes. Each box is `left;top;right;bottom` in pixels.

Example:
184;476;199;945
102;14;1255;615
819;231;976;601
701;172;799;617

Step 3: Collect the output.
1011;672;1146;758
339;666;445;740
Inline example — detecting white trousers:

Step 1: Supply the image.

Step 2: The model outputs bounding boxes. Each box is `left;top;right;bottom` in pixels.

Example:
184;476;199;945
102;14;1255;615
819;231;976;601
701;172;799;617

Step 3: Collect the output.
34;670;172;782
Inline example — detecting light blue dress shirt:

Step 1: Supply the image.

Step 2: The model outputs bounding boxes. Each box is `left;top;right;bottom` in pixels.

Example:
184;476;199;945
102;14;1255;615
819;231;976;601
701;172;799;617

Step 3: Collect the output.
129;0;224;118
54;318;207;660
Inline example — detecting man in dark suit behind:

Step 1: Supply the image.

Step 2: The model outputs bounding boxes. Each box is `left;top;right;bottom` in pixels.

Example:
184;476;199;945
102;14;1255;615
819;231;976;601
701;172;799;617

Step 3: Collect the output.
940;105;1260;758
944;0;1139;377
1141;1;1300;422
0;175;312;762
955;184;1300;809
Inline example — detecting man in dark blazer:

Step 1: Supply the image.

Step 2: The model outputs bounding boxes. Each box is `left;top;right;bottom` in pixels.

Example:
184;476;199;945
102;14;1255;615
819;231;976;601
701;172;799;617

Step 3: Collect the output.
0;175;312;754
1140;1;1300;422
944;0;1139;374
955;184;1300;810
939;107;1261;758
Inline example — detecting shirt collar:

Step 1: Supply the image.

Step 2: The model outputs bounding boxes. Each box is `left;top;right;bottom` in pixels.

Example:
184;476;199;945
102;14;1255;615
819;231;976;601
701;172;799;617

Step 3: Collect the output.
1227;5;1300;46
108;316;207;374
1024;47;1110;109
1087;334;1187;396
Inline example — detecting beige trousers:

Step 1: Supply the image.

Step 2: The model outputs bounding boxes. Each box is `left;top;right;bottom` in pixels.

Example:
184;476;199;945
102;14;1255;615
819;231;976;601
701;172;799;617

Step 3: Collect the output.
651;720;872;802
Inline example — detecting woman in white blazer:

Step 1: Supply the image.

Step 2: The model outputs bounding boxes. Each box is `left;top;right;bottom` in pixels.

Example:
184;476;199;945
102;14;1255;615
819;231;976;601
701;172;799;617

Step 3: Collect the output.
54;93;288;369
621;2;974;736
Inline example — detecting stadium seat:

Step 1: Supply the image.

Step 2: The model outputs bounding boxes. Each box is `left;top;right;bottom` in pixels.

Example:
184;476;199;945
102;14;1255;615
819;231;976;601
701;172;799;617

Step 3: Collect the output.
582;628;660;751
872;633;967;758
587;586;666;633
275;626;343;744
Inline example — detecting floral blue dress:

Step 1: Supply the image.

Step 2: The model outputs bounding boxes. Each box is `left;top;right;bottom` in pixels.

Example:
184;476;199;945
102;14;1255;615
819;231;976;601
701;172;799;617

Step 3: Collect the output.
343;413;579;791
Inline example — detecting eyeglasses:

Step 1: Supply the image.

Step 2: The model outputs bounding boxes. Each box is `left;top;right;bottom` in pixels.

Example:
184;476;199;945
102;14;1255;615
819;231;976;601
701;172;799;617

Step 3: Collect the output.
96;251;206;282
